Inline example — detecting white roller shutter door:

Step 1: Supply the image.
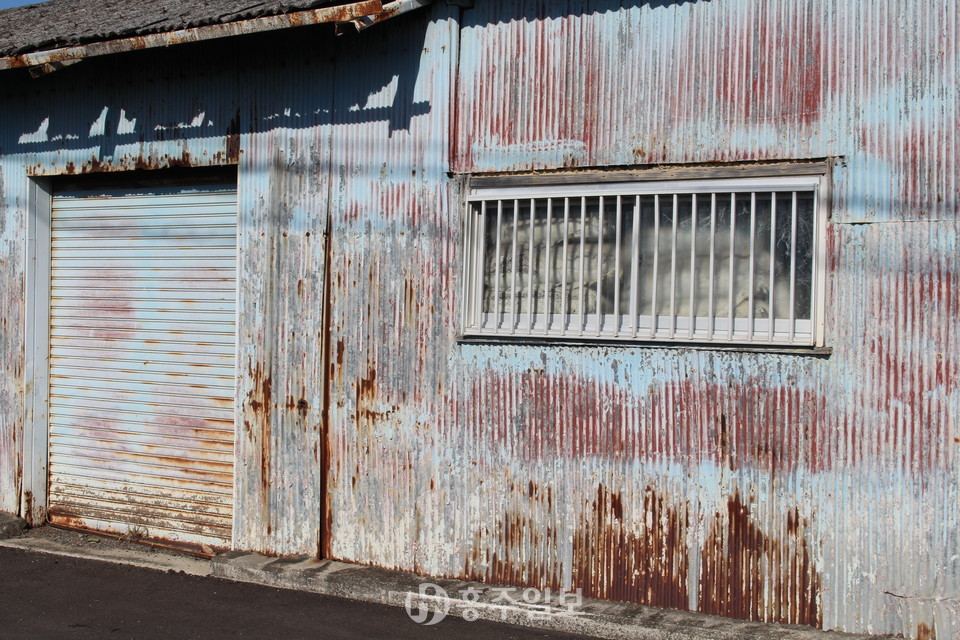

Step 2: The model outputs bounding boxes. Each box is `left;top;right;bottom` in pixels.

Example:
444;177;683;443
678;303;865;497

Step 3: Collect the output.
47;183;237;551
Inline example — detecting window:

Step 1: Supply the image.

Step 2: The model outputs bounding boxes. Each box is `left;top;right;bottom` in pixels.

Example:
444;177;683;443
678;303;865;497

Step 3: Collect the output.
461;174;827;346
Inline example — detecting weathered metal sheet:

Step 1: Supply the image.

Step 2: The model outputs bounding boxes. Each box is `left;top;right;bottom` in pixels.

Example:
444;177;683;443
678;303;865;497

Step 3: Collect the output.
333;3;956;638
322;6;460;565
0;3;956;639
0;23;343;555
232;105;334;556
455;0;960;225
46;185;237;551
0;163;25;517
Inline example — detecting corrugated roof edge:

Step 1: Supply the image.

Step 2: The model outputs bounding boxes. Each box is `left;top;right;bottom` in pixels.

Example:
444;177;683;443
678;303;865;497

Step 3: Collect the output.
0;0;377;57
0;0;431;76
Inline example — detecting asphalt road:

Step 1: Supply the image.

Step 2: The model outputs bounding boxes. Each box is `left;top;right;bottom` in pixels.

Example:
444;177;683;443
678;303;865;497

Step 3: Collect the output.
0;547;593;640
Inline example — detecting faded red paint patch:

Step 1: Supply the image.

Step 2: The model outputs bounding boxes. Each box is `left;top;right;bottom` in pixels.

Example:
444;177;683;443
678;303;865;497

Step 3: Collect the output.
863;265;958;473
699;490;820;626
467;371;827;472
457;5;826;171
707;5;823;126
376;181;426;227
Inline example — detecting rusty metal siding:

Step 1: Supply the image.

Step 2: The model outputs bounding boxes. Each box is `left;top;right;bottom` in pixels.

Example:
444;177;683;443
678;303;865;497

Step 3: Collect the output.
436;218;960;634
444;2;959;637
0;28;346;555
46;185;237;549
455;0;960;225
323;7;461;569
0;3;955;639
233;111;334;556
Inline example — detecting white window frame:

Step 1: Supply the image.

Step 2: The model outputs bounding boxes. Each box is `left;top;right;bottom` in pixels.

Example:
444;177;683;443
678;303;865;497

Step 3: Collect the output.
461;173;828;348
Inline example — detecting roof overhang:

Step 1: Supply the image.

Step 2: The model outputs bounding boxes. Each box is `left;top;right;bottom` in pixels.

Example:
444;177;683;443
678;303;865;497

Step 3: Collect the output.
0;0;432;77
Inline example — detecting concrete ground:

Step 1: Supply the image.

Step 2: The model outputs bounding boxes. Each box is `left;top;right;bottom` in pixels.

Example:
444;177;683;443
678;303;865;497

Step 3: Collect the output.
0;541;589;640
0;523;895;640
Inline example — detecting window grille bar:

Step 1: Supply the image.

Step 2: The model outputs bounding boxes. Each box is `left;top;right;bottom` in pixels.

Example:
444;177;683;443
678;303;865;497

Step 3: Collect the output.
462;203;472;328
789;191;798;342
708;193;716;340
578;196;586;336
688;194;697;339
510;199;520;333
468;202;478;327
475;202;486;327
651;194;660;339
596;196;604;337
812;184;825;345
727;193;735;341
543;198;553;335
493;200;503;330
614;196;622;333
630;195;640;337
527;198;536;333
669;194;678;339
561;198;570;332
747;192;756;342
768;192;777;341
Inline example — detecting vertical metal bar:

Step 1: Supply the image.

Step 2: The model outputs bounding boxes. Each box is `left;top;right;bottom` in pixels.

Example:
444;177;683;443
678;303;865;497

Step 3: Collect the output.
769;192;777;341
747;192;756;341
813;180;828;347
688;194;697;339
469;202;479;329
789;191;798;342
596;196;604;336
727;193;736;341
462;202;474;330
669;194;678;339
543;198;553;334
614;196;622;335
708;193;716;340
493;200;503;330
527;198;536;333
651;194;660;338
561;198;570;332
510;199;520;333
578;196;586;335
630;195;640;337
476;201;487;329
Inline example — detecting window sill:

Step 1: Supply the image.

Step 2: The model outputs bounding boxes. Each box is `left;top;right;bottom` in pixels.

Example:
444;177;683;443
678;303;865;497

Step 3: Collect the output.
456;334;832;357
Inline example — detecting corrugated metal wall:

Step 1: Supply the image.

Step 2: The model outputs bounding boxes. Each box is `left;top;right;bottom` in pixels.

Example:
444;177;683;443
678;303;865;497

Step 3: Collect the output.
0;2;956;638
445;1;959;637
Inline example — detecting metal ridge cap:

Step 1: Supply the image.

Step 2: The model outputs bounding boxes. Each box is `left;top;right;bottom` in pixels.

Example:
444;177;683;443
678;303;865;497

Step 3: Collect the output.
0;0;384;75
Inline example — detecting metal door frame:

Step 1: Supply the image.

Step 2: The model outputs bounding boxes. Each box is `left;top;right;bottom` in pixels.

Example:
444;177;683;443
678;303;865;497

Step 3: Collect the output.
21;174;243;539
22;177;52;526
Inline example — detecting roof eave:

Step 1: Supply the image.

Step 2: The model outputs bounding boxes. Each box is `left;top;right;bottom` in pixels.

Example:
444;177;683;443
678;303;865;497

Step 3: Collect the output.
0;0;428;77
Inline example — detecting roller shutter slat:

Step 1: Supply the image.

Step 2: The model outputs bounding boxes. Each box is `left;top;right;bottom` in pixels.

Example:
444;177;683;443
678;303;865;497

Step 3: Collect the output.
47;184;236;549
